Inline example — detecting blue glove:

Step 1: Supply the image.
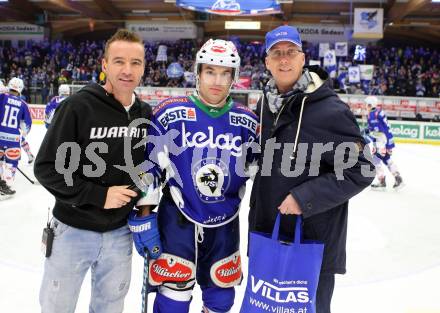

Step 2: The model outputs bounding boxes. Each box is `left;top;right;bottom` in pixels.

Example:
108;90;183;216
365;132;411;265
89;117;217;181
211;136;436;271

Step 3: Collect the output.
128;211;162;259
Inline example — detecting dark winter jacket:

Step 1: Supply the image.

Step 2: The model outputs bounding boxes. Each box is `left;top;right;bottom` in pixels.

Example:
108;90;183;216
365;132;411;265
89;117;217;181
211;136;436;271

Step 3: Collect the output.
35;83;152;232
249;66;374;274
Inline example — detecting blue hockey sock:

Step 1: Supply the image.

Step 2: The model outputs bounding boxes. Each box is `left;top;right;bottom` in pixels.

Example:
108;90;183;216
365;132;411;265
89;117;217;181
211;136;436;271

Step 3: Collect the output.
153;292;191;313
201;286;235;312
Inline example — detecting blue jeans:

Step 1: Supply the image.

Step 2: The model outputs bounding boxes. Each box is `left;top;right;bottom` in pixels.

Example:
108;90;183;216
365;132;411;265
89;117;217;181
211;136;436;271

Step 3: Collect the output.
39;218;133;313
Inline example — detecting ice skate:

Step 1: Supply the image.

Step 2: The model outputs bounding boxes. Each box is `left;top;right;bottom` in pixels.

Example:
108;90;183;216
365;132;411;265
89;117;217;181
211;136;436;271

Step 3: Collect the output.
371;177;386;191
0;179;15;199
27;153;35;165
393;174;404;190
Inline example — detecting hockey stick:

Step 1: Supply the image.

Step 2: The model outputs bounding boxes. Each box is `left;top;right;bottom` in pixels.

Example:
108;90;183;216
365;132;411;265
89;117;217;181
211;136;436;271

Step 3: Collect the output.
17;166;37;185
141;251;150;313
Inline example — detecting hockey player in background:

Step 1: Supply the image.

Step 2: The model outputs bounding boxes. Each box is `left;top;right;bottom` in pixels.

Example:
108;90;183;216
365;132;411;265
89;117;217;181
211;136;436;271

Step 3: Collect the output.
0;77;32;198
0;79;11;199
128;39;259;313
365;95;403;189
18;80;35;164
44;84;70;128
20;136;34;164
2;78;35;164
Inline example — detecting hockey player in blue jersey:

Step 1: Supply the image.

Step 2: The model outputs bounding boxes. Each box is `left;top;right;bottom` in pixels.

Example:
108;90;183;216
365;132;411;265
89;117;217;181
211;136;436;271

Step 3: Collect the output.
0;79;10;199
365;95;403;189
44;84;70;128
2;78;35;164
0;77;32;197
128;39;259;313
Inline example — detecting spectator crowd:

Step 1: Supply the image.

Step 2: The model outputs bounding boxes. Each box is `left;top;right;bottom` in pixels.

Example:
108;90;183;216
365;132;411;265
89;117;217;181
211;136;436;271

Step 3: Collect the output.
0;39;439;103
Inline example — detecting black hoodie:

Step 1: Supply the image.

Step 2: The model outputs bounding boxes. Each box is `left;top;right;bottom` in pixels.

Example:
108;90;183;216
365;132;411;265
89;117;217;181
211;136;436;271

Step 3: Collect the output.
35;83;152;232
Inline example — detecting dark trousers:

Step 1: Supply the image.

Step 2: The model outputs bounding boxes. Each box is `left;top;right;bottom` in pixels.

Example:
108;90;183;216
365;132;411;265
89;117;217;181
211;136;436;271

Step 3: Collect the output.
315;273;335;313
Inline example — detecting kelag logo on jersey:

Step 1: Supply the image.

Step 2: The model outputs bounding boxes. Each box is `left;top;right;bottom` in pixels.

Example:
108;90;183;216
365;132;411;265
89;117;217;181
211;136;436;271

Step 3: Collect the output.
192;158;230;203
158;106;197;129
182;123;243;156
229;112;257;132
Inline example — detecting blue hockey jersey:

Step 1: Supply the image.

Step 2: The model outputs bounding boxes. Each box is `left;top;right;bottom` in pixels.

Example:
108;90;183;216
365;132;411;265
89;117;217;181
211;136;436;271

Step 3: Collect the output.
367;108;395;149
0;93;32;146
145;95;259;227
45;95;67;128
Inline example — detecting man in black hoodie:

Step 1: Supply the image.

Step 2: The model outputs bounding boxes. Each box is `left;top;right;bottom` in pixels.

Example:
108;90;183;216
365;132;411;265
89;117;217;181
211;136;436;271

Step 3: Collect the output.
248;26;375;313
35;29;152;313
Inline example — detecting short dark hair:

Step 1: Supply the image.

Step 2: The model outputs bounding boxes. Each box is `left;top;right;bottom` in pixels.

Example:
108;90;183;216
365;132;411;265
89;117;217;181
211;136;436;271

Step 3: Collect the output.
104;29;144;59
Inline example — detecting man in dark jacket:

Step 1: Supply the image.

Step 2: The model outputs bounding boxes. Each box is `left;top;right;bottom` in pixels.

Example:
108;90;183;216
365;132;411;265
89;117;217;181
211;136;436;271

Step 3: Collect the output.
249;25;375;313
35;29;152;313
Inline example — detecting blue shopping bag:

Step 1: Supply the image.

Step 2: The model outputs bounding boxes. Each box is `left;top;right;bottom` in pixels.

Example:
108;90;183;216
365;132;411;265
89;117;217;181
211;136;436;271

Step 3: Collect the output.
240;214;324;313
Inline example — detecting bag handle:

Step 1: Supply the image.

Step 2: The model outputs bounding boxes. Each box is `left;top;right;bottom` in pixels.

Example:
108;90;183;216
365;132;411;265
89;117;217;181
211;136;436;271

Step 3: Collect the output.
271;213;302;244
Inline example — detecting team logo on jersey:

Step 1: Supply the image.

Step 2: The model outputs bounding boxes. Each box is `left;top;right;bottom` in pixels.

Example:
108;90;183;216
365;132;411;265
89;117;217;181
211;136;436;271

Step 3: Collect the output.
193;158;230;202
229;112;258;133
210;251;242;288
158;106;197;129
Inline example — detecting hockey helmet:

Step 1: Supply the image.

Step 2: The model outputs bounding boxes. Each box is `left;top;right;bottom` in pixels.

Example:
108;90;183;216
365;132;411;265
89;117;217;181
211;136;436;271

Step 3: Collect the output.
58;84;70;96
8;77;24;94
194;39;241;86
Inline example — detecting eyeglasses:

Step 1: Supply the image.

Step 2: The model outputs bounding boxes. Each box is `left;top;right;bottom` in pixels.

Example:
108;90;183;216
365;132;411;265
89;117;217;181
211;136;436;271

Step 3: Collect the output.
268;49;303;60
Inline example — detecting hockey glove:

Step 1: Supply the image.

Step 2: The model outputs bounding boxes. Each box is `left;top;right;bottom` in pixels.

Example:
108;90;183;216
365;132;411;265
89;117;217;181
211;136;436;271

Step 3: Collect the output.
128;211;162;259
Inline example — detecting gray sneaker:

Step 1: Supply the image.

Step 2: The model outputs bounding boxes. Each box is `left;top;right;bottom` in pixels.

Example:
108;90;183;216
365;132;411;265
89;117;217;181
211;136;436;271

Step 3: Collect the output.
393;174;404;190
